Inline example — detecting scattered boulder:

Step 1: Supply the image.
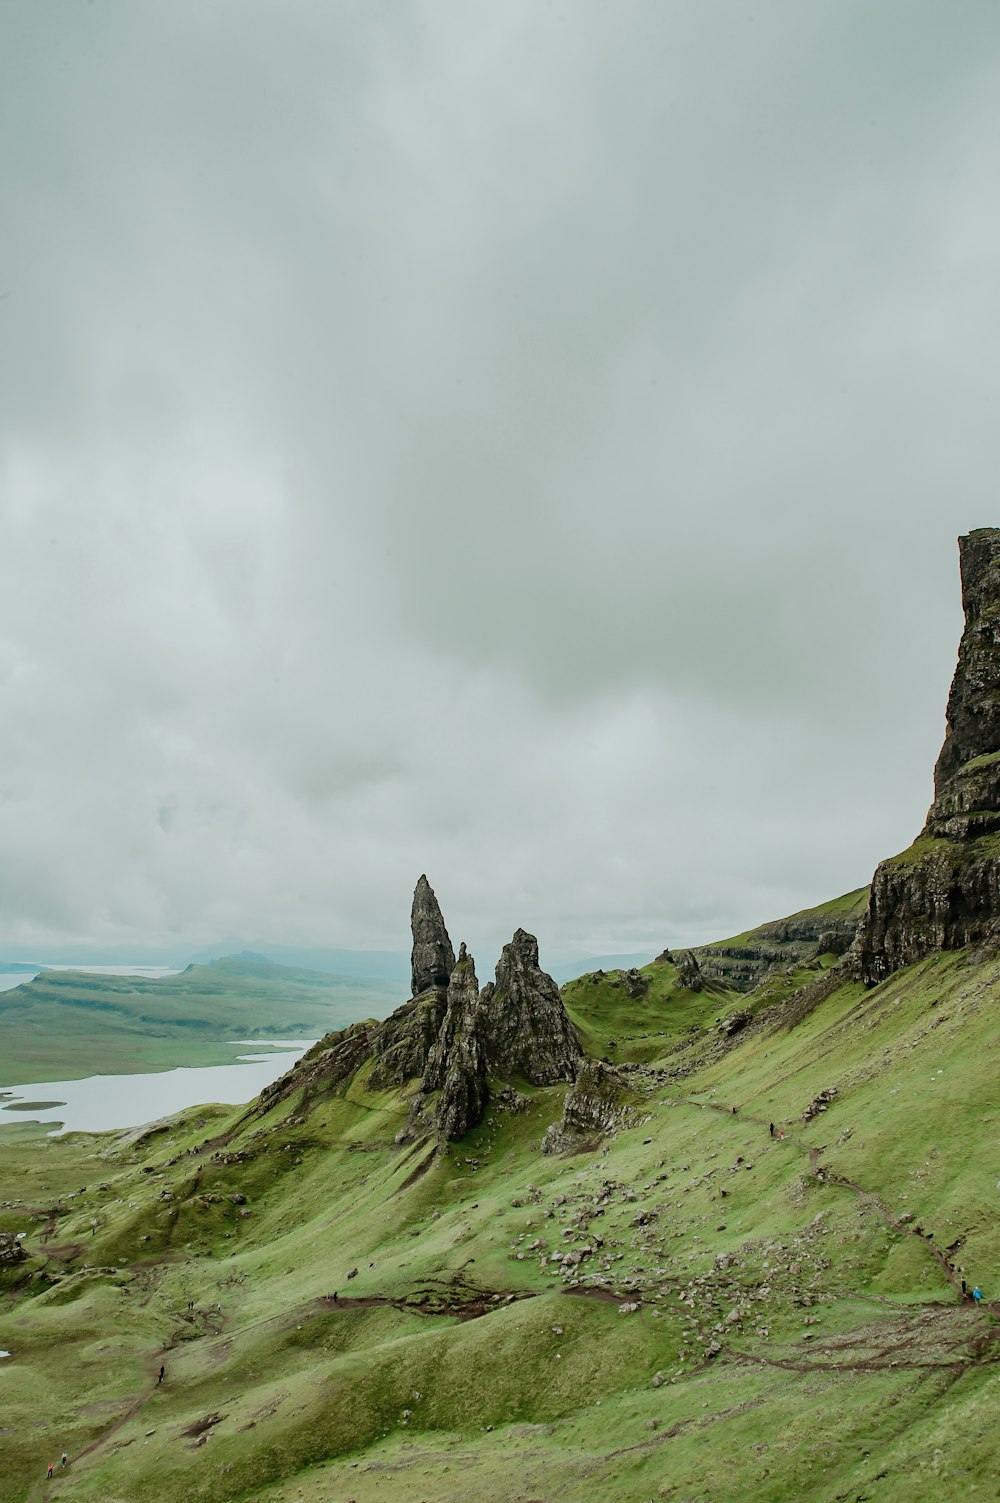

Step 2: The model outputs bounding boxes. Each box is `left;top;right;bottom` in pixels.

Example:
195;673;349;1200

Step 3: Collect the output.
0;1232;25;1266
621;968;648;998
802;1087;837;1122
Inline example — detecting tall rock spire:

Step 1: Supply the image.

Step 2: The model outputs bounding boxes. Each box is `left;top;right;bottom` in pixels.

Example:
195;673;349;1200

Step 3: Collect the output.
410;874;456;996
856;529;1000;983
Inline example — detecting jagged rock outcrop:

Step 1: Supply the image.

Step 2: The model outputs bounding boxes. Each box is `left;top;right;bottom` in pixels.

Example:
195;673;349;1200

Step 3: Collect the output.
676;950;704;992
479;929;583;1085
0;1231;26;1266
410;875;456;996
541;1059;641;1153
856;530;1000;983
622;967;649;998
404;944;488;1143
258;885;582;1147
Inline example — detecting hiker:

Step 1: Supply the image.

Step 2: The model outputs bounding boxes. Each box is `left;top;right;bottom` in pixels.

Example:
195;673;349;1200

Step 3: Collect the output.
961;1278;967;1297
732;1105;737;1115
61;1453;68;1468
973;1285;983;1304
47;1461;54;1479
769;1123;775;1137
158;1364;165;1384
332;1291;338;1303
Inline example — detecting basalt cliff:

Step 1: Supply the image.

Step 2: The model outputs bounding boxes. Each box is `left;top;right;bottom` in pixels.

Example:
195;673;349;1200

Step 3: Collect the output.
856;528;1000;983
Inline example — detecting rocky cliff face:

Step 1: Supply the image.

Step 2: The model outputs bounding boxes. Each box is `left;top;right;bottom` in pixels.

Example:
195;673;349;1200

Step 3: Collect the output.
856;529;1000;983
479;929;583;1085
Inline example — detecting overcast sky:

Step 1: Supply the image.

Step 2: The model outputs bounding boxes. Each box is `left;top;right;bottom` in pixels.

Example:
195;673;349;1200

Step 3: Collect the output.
1;1;998;966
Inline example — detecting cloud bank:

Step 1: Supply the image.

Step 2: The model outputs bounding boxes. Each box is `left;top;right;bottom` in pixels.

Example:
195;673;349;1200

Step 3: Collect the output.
1;1;998;961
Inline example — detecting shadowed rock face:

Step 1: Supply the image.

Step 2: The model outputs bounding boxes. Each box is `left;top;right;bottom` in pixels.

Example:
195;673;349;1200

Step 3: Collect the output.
479;929;583;1085
414;943;488;1142
541;1058;640;1154
856;529;1000;983
928;529;1000;820
410;875;456;996
367;991;449;1091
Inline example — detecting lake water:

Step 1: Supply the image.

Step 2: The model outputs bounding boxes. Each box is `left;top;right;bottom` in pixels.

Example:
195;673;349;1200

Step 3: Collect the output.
0;1041;314;1136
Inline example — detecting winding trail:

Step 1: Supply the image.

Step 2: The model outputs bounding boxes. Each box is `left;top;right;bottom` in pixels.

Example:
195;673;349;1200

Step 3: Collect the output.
682;1095;999;1317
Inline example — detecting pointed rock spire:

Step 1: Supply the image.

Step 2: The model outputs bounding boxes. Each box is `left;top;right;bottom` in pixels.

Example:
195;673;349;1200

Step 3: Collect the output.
410;875;456;996
479;928;582;1085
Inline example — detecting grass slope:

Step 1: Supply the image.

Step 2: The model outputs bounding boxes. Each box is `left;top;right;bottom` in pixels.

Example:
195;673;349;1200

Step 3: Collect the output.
0;956;401;1086
0;946;997;1503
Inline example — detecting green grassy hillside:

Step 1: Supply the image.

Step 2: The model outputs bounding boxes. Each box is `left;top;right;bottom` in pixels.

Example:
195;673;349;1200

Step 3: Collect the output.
1;939;997;1503
0;956;400;1085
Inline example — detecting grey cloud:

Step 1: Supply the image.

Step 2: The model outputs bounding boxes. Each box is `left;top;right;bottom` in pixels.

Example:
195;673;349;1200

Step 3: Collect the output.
0;2;996;960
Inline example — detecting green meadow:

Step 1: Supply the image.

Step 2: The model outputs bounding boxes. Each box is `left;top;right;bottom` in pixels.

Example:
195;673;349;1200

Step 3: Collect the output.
1;942;997;1503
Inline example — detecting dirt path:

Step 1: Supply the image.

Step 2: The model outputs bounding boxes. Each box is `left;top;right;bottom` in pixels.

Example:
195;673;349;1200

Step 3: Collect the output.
25;1343;176;1503
682;1096;999;1317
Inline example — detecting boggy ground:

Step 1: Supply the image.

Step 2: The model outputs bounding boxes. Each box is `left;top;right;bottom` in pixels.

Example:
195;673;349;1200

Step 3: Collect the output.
1;945;998;1503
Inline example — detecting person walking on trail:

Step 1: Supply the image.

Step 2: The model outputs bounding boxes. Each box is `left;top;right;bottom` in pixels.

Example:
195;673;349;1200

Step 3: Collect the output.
47;1461;54;1479
973;1285;983;1304
158;1364;165;1384
769;1123;775;1137
961;1278;968;1297
61;1453;68;1468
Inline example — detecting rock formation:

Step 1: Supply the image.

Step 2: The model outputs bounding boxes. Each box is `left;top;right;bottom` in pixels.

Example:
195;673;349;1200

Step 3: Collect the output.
0;1231;26;1266
263;884;585;1147
676;950;705;992
405;943;488;1142
409;874;456;995
856;529;1000;983
479;929;583;1085
541;1059;641;1154
368;876;456;1090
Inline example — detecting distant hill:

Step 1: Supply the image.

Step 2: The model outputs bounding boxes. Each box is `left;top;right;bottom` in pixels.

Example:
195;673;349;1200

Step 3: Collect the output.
186;942;412;983
0;953;403;1085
